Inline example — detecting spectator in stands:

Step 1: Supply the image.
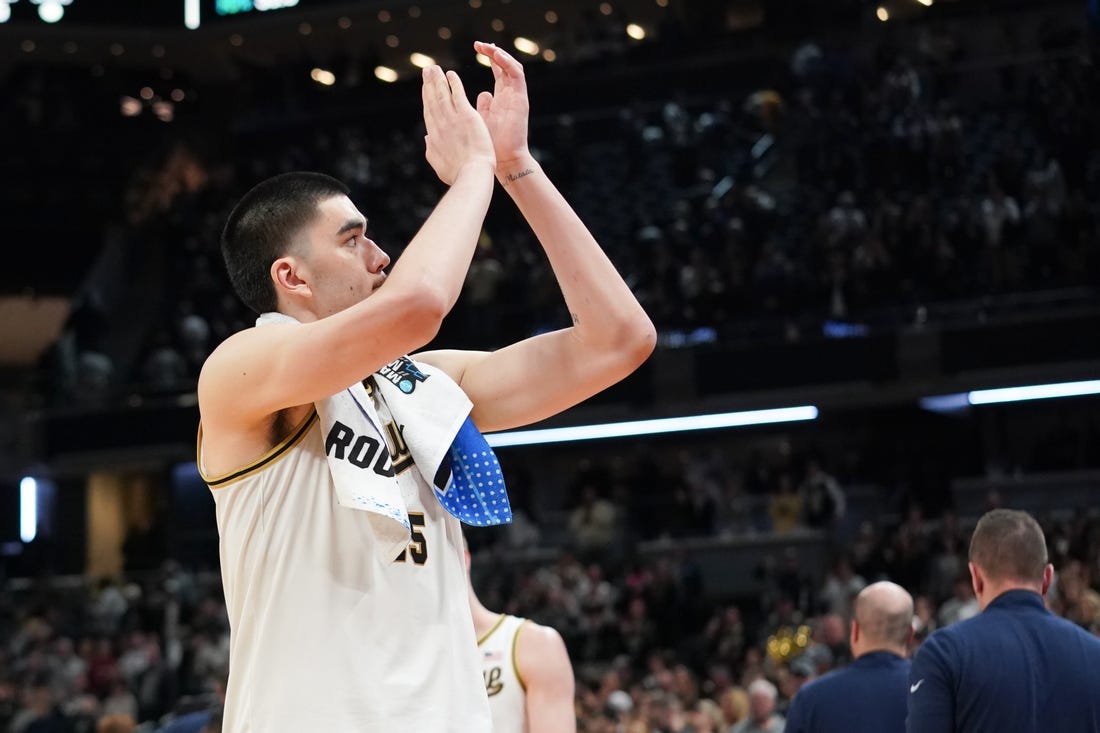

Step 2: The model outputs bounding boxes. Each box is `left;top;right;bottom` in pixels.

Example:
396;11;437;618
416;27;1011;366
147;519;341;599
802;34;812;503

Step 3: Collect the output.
100;674;138;721
911;594;938;642
689;698;725;733
568;485;621;560
817;556;866;618
936;575;980;628
799;460;846;532
978;175;1022;289
718;687;750;730
1051;558;1100;630
96;713;136;733
786;656;816;697
140;329;190;392
768;473;803;534
10;677;67;733
925;513;967;603
731;678;785;733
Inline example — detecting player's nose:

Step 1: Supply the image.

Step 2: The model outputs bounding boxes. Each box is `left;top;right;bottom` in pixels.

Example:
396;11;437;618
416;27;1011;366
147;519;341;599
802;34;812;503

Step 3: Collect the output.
366;239;390;272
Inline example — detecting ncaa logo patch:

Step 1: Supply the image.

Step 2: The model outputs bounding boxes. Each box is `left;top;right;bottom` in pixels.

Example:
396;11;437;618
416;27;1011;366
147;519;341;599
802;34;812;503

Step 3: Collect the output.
377;357;429;394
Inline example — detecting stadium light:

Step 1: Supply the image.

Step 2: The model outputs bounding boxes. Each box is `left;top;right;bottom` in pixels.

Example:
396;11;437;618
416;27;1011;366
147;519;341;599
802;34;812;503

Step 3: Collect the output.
374;65;398;83
20;477;37;543
409;52;435;69
920;379;1100;414
184;0;200;29
513;37;539;55
0;2;12;24
33;0;70;23
968;379;1100;405
626;23;646;40
876;6;890;21
918;393;970;414
486;406;819;448
310;67;336;86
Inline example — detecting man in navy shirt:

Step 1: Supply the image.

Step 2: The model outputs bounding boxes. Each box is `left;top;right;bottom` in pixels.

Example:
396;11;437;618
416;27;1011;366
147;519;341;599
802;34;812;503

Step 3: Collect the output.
785;581;914;733
907;508;1100;733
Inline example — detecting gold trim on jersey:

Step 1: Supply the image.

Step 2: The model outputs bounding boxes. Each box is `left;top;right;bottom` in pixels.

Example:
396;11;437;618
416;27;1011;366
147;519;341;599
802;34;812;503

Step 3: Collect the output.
477;614;508;646
512;619;530;693
198;410;319;489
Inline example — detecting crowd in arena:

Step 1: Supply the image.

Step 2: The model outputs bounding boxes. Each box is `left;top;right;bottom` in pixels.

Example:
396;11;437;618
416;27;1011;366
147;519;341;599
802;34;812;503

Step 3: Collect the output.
1;495;1098;732
29;1;1098;406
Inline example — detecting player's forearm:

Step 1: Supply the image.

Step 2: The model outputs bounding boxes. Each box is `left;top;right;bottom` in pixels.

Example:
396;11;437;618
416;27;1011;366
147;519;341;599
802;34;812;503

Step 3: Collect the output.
386;159;495;314
498;155;655;357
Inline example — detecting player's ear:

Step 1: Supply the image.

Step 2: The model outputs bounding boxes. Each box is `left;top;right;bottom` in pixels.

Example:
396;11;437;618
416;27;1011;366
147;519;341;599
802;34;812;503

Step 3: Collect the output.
272;255;311;297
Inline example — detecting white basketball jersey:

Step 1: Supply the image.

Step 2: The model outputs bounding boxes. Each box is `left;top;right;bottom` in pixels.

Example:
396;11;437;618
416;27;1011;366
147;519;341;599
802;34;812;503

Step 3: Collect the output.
479;614;529;733
200;390;492;733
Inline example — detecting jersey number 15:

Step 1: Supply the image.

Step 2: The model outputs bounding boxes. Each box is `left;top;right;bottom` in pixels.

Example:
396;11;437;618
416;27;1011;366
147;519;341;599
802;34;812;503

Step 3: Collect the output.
394;512;428;565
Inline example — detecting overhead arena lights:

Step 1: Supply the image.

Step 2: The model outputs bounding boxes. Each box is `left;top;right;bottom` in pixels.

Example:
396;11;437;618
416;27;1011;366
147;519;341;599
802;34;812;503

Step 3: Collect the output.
921;379;1100;413
32;0;71;23
486;406;820;448
968;379;1100;405
20;477;37;543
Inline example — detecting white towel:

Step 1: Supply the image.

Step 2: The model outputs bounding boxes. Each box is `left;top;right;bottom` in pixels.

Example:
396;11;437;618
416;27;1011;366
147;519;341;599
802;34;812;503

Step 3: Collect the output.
256;312;473;560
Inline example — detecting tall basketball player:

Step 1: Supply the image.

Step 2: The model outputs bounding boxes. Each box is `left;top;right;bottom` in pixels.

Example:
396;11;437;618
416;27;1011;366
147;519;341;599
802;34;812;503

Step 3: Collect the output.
197;42;654;732
467;547;577;733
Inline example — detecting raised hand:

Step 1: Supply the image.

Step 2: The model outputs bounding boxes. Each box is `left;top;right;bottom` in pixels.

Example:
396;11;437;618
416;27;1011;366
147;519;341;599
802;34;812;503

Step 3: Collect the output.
422;65;495;185
472;41;531;167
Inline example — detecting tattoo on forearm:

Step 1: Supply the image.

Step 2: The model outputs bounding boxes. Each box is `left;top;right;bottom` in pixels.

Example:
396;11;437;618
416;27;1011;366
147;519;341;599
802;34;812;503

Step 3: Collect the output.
502;168;535;186
571;312;580;325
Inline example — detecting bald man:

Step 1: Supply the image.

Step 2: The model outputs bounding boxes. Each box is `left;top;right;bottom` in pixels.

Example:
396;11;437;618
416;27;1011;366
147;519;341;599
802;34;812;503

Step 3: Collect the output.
907;509;1100;733
784;581;914;733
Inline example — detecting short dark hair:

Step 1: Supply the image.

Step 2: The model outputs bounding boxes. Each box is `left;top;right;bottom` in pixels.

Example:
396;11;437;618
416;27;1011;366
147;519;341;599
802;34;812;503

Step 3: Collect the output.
221;171;350;314
969;509;1048;584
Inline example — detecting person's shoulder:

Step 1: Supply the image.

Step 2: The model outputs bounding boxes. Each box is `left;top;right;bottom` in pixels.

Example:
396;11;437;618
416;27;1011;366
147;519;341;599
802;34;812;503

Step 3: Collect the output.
928;607;992;643
795;662;868;700
153;710;211;733
197;326;262;382
795;667;844;699
516;616;567;652
915;622;965;664
514;616;574;692
1044;612;1100;651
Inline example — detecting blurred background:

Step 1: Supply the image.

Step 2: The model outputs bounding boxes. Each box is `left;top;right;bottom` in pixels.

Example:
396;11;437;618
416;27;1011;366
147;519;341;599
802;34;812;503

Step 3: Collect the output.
0;0;1098;731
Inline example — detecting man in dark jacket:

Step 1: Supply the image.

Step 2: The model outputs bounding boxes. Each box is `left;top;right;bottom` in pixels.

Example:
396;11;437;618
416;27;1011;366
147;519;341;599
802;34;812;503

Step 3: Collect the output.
785;581;913;733
907;508;1100;733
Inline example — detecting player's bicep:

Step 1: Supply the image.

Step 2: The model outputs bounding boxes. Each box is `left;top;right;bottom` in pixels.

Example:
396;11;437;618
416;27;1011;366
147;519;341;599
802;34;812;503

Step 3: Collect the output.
417;331;627;433
906;635;956;733
201;293;441;426
518;624;576;733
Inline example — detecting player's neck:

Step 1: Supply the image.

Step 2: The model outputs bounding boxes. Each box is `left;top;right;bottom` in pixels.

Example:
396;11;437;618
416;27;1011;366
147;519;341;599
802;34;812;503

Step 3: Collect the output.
273;299;321;323
468;590;502;637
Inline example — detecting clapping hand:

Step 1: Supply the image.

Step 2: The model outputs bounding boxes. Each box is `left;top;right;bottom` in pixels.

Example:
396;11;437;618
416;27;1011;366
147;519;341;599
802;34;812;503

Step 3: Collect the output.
421;64;495;185
472;41;532;169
